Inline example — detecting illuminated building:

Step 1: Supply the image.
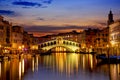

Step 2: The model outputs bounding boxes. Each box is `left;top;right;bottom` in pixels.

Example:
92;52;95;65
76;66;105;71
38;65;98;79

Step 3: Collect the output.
82;28;100;52
109;20;120;55
94;10;114;54
78;31;86;52
23;31;39;52
11;26;24;53
95;27;109;54
23;31;30;51
56;30;80;42
0;15;12;54
39;30;81;46
29;34;39;51
0;15;38;53
31;37;39;50
23;33;34;51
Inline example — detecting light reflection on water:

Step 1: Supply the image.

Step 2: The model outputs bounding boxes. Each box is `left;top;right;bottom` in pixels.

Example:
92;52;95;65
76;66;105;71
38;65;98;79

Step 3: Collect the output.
0;51;120;80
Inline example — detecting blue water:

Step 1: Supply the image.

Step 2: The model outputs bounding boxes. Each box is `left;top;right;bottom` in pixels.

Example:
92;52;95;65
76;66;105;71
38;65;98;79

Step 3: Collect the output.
0;53;120;80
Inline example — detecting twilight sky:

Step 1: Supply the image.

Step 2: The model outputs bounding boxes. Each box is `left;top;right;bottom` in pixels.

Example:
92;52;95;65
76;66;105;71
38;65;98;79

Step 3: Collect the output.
0;0;120;36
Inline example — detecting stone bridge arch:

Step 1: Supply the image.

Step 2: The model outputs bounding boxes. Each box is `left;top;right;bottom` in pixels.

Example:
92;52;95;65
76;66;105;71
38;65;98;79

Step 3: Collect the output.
38;37;80;52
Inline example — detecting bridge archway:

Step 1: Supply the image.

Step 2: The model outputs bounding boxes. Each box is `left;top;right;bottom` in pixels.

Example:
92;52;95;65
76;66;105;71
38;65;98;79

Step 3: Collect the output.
39;37;80;52
48;46;74;52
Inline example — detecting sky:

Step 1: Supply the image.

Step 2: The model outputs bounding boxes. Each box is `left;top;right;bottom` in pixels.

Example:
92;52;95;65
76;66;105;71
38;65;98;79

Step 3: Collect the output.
0;0;120;36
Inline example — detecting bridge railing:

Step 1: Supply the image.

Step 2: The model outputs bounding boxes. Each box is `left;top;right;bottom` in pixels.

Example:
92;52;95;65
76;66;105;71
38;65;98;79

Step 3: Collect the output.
39;40;80;48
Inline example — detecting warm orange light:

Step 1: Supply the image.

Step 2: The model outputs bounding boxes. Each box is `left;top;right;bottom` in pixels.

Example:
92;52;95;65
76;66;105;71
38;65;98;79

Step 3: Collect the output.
19;46;22;50
107;44;109;48
0;62;1;77
19;61;22;80
22;45;24;48
111;41;116;47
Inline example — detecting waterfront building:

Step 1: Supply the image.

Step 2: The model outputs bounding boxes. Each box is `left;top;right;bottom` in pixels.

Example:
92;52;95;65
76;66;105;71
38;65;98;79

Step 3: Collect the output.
29;34;34;50
95;27;109;54
39;35;52;43
31;37;39;50
22;31;39;52
83;28;100;52
23;31;30;51
109;20;120;55
11;26;24;53
51;30;80;43
0;15;12;54
93;11;114;54
78;31;86;52
39;30;81;44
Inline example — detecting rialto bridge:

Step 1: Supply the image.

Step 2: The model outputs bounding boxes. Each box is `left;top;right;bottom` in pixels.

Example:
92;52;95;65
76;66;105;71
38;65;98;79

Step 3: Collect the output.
38;37;80;52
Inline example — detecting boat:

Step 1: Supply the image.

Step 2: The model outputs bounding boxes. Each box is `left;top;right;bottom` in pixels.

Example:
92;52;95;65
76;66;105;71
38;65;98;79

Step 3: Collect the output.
96;54;107;59
96;54;120;64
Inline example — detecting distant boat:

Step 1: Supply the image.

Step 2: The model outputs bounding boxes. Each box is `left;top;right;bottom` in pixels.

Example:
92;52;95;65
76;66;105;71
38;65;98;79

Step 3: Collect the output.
96;54;120;64
78;51;96;54
96;54;107;59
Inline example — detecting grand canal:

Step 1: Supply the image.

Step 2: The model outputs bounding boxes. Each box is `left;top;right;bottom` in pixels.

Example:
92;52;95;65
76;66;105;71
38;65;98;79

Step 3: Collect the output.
0;48;120;80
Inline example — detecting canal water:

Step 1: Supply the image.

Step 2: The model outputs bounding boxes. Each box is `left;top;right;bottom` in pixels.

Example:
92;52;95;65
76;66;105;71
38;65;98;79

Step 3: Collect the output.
0;48;120;80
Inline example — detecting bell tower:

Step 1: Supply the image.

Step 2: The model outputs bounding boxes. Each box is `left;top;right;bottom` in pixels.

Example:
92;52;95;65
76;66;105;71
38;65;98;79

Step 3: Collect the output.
107;10;114;25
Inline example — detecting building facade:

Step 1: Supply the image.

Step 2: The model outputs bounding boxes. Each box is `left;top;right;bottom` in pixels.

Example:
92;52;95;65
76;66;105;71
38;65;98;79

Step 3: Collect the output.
94;27;109;54
0;15;12;54
82;28;100;52
11;26;24;53
109;20;120;55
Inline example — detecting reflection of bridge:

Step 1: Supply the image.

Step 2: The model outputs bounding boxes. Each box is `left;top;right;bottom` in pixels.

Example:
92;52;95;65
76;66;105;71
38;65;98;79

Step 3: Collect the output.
38;37;80;52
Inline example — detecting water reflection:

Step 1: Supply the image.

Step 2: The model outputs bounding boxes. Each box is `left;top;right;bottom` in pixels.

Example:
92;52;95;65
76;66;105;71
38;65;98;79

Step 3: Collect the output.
0;62;1;78
52;53;94;75
0;54;33;80
19;61;22;80
109;64;120;80
0;48;119;80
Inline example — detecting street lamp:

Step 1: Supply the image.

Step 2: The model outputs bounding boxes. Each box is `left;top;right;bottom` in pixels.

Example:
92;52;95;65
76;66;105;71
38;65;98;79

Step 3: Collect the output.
22;45;24;48
19;46;22;50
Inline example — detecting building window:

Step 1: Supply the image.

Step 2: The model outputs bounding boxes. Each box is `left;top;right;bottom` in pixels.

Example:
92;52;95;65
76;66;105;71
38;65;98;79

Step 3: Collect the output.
0;26;3;29
106;34;108;37
102;34;104;37
6;38;10;43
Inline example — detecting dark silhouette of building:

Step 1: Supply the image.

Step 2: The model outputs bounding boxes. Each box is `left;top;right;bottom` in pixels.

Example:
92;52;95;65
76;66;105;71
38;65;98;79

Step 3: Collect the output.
107;10;114;25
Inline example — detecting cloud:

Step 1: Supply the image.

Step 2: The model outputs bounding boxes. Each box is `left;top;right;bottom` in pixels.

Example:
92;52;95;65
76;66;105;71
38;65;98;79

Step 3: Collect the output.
11;0;53;8
41;6;48;8
22;6;31;9
12;1;42;7
25;25;100;37
95;21;107;27
98;22;106;26
0;10;19;16
43;0;53;4
24;25;89;32
36;17;45;21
